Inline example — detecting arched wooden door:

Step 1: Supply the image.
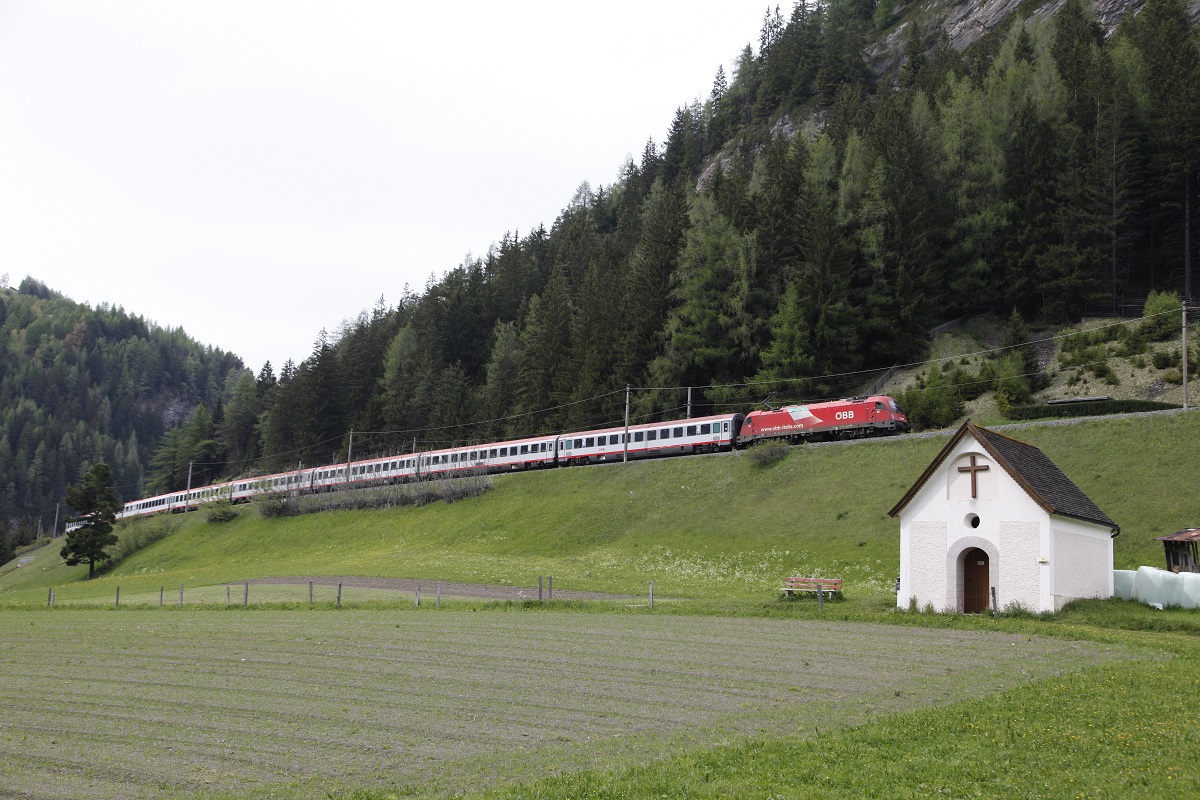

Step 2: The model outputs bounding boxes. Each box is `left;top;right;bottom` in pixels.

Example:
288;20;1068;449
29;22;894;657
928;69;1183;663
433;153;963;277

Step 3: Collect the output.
963;547;990;613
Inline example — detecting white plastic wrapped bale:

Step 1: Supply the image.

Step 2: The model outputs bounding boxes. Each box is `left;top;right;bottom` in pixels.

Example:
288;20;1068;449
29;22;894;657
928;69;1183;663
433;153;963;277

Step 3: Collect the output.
1113;569;1136;600
1133;566;1184;608
1178;572;1200;609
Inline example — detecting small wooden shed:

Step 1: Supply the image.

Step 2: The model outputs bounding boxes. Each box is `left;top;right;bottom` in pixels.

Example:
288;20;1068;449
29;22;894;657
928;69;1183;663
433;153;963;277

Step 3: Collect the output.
1156;529;1200;573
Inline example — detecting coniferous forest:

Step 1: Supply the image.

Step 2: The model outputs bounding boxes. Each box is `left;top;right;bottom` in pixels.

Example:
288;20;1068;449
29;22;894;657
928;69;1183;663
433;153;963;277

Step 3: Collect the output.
2;0;1198;561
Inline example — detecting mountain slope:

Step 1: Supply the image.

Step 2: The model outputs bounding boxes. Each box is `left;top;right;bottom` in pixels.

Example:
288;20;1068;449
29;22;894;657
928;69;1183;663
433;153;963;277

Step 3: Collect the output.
0;279;244;561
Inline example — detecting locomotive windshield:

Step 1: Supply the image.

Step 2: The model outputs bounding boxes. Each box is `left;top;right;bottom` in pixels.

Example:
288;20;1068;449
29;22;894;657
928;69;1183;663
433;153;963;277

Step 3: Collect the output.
889;399;904;413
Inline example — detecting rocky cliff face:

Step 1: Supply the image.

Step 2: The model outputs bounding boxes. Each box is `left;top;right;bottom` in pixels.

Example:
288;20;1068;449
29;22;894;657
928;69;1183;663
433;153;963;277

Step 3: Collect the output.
871;0;1199;76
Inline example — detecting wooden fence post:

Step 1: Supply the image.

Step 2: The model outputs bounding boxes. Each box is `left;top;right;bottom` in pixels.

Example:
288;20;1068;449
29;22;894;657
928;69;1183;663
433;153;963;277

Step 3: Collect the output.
991;587;998;619
538;575;543;602
226;586;231;605
178;584;184;607
436;581;442;608
415;585;421;607
244;582;249;607
115;586;120;607
159;587;163;607
548;575;553;600
47;587;52;608
817;585;824;612
337;583;342;607
309;580;313;606
649;580;654;609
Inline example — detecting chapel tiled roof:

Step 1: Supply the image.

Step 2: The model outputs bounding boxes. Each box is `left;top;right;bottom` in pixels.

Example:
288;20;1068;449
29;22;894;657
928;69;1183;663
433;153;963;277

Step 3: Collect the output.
972;425;1117;529
889;420;1118;532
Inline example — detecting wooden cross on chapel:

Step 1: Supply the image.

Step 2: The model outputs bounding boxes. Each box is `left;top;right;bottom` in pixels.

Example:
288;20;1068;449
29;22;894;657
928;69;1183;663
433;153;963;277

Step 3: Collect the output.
958;454;989;498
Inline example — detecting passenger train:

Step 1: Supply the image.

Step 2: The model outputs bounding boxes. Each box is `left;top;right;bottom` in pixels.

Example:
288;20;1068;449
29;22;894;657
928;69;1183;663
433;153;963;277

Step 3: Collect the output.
117;394;908;521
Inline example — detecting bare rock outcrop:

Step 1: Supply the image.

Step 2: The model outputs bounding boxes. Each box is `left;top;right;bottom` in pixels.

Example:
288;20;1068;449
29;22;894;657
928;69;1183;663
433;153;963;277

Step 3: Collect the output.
874;0;1198;79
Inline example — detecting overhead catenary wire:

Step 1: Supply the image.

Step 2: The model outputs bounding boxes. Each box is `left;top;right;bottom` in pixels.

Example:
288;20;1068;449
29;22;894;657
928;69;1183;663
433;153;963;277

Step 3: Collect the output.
139;307;1193;493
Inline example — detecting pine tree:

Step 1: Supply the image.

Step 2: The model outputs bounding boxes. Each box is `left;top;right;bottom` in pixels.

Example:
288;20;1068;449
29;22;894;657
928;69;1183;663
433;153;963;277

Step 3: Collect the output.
621;179;689;382
61;463;121;579
1133;0;1200;299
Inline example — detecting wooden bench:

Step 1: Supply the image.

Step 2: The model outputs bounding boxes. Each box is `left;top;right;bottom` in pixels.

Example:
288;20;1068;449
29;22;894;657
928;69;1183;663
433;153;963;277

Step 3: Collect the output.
779;576;842;598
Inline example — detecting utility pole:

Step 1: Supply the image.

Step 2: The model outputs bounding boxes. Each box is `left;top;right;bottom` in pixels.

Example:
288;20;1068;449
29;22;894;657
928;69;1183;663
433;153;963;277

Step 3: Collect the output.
184;461;193;513
345;429;354;482
623;384;631;463
1184;302;1190;411
52;503;59;539
687;387;692;419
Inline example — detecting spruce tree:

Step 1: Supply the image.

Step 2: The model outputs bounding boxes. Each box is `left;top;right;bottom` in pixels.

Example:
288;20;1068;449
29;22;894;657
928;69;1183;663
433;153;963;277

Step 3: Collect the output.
61;463;121;579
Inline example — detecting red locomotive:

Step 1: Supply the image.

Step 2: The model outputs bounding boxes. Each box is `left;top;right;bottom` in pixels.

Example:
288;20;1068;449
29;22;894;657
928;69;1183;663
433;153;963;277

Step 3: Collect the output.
738;395;909;444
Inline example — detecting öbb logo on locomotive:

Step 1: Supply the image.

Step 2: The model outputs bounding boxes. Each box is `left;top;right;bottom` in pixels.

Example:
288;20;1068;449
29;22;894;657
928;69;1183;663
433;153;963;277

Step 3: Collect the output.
118;395;908;519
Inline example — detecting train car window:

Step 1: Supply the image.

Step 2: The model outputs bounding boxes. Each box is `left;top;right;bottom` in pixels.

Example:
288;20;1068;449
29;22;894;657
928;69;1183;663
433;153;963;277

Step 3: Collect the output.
520;445;529;455
674;427;684;438
606;435;616;445
635;431;644;442
451;453;458;463
701;424;711;434
687;425;697;436
497;447;506;457
584;437;594;447
646;430;656;441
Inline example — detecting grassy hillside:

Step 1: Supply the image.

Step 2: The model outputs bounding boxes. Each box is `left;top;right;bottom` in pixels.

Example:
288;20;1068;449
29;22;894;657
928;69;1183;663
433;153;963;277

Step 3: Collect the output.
2;412;1196;606
884;312;1199;425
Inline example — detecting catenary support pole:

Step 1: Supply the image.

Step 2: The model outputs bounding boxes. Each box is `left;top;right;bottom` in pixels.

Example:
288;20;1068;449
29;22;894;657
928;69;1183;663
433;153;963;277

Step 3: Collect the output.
687;386;692;419
345;430;354;483
1184;303;1189;411
184;461;193;513
623;385;631;463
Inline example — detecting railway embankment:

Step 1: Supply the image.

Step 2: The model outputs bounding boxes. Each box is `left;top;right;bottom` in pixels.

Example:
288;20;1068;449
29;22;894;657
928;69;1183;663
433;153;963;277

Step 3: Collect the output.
2;410;1196;607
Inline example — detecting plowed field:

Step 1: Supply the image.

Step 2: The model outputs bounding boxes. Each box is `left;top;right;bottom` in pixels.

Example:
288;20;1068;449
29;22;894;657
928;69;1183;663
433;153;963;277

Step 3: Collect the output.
0;610;1133;799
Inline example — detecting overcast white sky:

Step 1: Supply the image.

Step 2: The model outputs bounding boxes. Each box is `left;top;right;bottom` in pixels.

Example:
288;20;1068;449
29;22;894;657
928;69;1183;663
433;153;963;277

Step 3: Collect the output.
0;1;767;372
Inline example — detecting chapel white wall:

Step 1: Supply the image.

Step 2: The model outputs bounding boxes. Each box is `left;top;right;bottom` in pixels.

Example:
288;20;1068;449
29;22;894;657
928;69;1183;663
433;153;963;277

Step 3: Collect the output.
1051;519;1115;610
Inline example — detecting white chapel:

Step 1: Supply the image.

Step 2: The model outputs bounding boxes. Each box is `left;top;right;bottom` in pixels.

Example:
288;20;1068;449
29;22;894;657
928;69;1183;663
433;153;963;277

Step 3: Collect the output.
889;421;1118;614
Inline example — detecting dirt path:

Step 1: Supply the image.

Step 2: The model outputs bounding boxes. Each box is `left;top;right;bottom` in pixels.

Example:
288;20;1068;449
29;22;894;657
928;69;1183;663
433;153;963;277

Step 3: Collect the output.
246;575;634;602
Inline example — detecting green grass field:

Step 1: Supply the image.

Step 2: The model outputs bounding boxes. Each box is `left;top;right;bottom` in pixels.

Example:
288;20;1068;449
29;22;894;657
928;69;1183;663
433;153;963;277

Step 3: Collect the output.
2;411;1199;798
2;412;1196;607
0;608;1158;800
